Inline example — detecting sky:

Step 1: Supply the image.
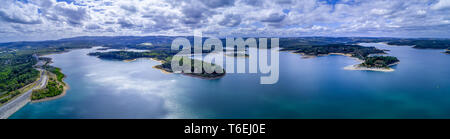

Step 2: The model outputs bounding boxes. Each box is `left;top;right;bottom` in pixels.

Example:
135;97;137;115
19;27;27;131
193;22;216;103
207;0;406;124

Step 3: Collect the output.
0;0;449;42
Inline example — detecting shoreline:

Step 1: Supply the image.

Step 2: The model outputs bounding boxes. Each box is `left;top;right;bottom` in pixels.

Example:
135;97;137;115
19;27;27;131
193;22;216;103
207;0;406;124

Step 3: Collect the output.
31;66;70;103
149;58;166;63
37;46;95;57
31;81;69;103
288;50;398;72
148;58;173;74
152;65;173;74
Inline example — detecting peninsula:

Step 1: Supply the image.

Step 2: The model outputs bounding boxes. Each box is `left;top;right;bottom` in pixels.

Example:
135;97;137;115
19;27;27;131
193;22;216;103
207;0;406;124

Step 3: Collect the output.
280;44;400;71
31;65;69;102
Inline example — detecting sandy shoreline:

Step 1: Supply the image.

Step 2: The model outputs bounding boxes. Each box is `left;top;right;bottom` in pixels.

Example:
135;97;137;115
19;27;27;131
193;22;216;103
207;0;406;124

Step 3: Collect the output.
344;62;399;72
123;59;137;62
149;58;166;63
148;58;174;74
153;65;173;74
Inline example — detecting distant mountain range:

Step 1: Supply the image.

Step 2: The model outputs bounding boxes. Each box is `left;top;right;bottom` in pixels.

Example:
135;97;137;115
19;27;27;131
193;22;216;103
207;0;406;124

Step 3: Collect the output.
1;36;449;50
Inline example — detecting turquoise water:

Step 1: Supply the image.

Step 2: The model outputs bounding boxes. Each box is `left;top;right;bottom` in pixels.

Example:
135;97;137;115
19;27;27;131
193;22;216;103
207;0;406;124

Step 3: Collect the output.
10;43;450;119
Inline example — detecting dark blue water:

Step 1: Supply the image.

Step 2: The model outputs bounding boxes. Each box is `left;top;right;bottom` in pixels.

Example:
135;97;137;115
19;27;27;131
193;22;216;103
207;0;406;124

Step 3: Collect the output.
10;43;450;119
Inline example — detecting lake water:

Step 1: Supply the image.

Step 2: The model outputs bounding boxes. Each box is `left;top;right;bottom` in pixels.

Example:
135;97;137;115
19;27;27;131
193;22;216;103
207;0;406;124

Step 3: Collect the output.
10;43;450;119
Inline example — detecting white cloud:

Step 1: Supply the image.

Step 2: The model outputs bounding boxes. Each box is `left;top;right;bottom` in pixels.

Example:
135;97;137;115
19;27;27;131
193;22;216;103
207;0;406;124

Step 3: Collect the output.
0;0;42;24
370;9;389;15
0;0;449;42
432;0;450;10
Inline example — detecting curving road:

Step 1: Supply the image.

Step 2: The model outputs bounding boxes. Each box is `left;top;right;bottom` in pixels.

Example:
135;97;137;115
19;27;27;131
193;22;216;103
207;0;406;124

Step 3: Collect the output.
0;68;48;119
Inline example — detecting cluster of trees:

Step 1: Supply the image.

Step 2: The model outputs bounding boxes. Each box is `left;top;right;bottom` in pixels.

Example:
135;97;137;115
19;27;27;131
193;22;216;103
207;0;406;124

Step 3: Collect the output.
0;91;21;104
360;56;399;68
43;65;65;84
0;54;39;95
31;78;63;100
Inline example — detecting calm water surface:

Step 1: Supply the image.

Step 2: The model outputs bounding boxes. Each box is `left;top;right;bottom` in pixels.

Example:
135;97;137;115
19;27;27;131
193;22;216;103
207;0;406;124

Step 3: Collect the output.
10;43;450;119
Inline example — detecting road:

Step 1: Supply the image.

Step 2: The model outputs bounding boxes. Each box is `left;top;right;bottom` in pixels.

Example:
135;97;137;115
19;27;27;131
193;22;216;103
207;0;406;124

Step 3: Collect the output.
0;68;48;119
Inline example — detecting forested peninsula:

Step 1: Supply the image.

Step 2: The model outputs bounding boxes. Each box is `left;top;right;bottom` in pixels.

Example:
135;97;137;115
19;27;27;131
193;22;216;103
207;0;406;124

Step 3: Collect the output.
280;44;399;71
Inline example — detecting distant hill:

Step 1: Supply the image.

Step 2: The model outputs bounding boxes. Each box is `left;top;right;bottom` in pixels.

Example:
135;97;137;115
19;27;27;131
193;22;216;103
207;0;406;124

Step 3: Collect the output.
1;36;449;52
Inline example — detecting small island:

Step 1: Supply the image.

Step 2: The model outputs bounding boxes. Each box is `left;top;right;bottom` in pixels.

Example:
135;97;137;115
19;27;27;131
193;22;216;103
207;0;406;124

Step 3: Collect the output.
88;51;226;79
345;56;399;72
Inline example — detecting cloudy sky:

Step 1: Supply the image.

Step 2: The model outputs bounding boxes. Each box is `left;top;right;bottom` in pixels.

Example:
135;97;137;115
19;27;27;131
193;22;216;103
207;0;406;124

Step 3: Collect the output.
0;0;449;42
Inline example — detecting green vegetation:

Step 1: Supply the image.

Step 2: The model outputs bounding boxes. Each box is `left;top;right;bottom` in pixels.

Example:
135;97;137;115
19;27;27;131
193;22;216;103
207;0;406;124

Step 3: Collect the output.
31;77;64;100
43;66;65;84
31;59;67;101
53;68;64;83
0;50;67;102
0;54;39;97
0;90;21;105
281;44;385;59
360;56;399;68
